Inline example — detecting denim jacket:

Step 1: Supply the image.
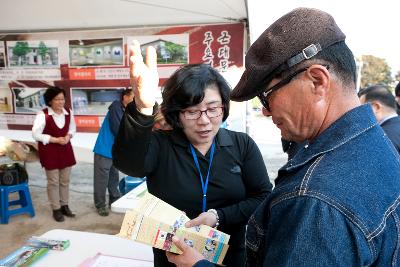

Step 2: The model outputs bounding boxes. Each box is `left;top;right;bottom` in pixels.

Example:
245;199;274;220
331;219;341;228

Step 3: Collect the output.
246;104;400;267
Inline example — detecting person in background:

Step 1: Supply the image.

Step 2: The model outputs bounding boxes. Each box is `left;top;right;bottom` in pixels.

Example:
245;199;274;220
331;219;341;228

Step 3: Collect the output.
32;86;76;222
358;85;400;154
153;108;172;131
167;7;400;267
395;82;400;114
113;41;272;267
93;89;134;216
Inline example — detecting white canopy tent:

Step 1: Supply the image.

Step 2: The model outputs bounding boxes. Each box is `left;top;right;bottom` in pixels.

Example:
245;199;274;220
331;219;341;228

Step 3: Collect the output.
0;0;248;32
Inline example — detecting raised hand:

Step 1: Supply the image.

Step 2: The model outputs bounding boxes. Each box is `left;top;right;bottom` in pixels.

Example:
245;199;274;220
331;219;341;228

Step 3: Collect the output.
129;40;159;114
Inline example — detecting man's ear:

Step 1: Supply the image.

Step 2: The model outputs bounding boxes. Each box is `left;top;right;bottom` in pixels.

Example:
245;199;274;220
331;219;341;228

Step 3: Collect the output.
371;101;382;112
306;65;330;98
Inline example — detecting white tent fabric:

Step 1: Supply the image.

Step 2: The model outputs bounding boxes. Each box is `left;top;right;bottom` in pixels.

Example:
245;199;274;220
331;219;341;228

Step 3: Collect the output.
0;0;248;32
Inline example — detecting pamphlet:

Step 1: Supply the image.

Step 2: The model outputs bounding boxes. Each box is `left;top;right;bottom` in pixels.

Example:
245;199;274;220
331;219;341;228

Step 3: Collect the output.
118;192;230;265
0;245;49;267
27;236;70;251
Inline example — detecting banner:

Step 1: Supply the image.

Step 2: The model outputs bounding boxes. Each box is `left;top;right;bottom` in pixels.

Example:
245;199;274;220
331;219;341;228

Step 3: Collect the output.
0;23;245;132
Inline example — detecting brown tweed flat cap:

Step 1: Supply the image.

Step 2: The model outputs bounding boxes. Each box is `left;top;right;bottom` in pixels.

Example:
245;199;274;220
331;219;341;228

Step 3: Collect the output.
231;7;346;101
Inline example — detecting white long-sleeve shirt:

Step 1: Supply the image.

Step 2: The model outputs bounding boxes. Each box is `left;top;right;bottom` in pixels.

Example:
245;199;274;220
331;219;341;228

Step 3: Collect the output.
32;107;76;145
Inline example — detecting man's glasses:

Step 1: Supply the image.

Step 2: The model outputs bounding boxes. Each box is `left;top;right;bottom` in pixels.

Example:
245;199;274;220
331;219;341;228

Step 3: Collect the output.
257;68;309;112
257;65;330;112
181;107;224;120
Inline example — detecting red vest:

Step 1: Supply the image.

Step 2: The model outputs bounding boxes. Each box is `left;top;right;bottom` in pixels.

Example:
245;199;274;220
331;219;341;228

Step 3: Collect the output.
38;108;76;170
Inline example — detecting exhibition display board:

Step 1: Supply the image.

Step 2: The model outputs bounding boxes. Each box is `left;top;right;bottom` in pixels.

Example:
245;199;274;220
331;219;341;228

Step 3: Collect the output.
0;23;245;132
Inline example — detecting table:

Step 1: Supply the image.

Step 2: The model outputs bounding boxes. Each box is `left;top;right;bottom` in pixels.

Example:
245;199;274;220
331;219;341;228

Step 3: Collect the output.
34;229;153;266
0;130;97;163
111;181;147;213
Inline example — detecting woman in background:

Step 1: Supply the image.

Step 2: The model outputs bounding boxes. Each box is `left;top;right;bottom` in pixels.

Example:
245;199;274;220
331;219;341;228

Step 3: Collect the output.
32;86;76;222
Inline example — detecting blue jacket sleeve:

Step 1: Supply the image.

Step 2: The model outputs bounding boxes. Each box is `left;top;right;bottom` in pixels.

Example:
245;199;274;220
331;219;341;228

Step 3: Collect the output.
193;259;215;267
108;100;124;137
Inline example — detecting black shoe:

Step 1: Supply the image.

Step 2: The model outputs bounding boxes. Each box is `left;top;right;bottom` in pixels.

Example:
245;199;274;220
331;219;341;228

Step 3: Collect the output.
53;209;65;222
61;205;76;217
97;206;109;216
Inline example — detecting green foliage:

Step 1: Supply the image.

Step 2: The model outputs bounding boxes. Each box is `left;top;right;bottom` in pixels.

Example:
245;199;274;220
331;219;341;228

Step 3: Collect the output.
157;42;187;63
360;55;392;88
395;70;400;82
251;97;262;109
38;41;48;57
12;41;29;57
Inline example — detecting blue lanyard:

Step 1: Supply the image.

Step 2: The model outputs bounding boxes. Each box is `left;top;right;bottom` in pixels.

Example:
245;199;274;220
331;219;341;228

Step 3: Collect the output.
190;140;216;212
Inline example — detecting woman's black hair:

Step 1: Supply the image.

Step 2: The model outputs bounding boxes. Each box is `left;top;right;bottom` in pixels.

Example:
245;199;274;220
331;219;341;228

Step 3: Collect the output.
43;86;66;106
161;64;230;129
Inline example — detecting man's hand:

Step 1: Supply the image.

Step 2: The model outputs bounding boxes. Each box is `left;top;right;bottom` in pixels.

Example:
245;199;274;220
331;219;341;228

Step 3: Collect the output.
185;211;218;228
166;236;205;267
129;40;159;114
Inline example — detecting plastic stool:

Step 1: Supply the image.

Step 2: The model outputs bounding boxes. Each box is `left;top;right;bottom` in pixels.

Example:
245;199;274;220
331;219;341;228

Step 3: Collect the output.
0;182;35;224
119;176;146;195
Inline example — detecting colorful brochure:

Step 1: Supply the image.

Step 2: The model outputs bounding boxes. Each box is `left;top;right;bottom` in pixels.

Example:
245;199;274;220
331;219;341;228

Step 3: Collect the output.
118;192;230;265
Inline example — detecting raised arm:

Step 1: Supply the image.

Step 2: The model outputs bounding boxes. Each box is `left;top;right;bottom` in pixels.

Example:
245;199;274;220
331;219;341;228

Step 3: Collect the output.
112;40;159;176
130;40;159;115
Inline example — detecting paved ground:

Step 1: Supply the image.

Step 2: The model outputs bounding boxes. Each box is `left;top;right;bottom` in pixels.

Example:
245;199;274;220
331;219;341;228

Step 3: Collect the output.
0;114;287;259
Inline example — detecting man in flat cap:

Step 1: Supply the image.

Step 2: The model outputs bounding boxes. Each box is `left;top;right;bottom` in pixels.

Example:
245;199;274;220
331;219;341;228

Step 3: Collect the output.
167;7;400;267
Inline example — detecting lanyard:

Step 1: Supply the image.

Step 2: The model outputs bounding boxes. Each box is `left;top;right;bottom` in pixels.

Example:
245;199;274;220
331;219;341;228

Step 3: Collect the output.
190;140;216;212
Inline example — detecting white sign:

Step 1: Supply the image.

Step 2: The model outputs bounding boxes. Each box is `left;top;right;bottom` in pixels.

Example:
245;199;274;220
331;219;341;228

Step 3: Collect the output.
95;68;129;80
0;114;35;126
0;69;61;80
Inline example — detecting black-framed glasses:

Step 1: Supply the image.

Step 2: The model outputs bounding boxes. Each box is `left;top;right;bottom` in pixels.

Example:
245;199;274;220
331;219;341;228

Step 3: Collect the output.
257;68;309;112
257;65;330;112
181;106;224;120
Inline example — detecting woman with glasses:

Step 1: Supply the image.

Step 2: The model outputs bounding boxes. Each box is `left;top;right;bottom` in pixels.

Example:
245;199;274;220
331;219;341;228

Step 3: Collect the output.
113;41;272;267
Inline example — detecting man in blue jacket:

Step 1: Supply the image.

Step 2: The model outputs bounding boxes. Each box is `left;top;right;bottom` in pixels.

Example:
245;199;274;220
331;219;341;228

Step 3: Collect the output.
167;7;400;267
358;85;400;154
93;89;133;216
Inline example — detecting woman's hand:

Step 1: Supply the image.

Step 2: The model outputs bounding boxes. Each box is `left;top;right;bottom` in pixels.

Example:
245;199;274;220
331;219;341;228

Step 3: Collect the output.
62;134;71;145
49;136;62;144
185;211;218;228
129;40;159;114
49;134;71;145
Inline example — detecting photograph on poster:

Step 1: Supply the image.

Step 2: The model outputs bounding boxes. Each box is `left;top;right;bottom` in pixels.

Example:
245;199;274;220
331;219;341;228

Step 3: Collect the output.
71;87;125;115
6;40;59;68
127;34;189;65
13;87;47;114
0;86;13;113
0;42;5;68
69;38;124;67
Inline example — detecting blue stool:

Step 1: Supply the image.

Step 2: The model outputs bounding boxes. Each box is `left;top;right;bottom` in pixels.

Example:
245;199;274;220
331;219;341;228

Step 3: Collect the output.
0;183;35;224
119;176;146;195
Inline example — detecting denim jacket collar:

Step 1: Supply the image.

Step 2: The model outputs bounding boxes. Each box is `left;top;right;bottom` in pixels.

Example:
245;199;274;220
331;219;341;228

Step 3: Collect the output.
283;104;378;172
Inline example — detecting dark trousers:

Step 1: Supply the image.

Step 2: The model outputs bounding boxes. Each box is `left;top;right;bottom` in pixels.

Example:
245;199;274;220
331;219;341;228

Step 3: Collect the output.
93;153;120;208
